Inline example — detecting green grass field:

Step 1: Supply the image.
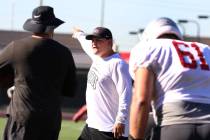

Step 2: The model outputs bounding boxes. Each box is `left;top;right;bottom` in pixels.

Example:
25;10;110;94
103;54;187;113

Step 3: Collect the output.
0;117;85;140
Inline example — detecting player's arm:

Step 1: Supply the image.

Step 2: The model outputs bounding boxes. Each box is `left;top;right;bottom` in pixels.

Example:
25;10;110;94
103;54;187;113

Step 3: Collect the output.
72;27;95;59
72;105;87;122
129;67;154;139
113;61;132;138
62;50;77;97
0;42;14;88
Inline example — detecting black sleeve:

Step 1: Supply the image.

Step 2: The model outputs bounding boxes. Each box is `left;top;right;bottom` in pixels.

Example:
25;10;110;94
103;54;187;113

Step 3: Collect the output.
0;42;14;88
62;50;77;97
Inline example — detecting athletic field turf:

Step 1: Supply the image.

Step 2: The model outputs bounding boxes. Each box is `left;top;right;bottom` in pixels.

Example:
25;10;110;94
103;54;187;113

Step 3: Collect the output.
0;117;85;140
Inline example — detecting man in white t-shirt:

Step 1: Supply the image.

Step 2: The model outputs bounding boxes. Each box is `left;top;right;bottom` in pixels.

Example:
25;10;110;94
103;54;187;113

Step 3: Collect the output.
129;17;210;140
72;27;132;140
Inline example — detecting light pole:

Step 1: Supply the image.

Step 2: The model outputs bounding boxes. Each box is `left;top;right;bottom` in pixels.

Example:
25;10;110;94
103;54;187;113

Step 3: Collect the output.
100;0;105;27
129;28;144;40
198;15;209;19
178;19;200;42
39;0;43;6
10;0;16;30
177;22;186;38
198;15;210;42
11;1;15;30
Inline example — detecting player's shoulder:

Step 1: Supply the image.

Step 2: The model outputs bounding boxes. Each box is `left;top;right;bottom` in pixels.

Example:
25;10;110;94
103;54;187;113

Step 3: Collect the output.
147;38;174;46
190;41;210;48
110;53;128;66
145;39;196;51
171;39;210;49
134;39;168;53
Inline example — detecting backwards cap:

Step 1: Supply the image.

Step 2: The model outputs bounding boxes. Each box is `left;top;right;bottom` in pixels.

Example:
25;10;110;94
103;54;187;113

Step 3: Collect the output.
141;17;183;41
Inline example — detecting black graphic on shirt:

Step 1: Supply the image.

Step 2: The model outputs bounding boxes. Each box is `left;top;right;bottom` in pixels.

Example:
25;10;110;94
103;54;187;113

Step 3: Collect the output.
87;69;98;89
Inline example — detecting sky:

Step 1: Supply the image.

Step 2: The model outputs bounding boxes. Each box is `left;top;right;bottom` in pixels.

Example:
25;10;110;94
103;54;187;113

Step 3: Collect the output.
1;0;210;51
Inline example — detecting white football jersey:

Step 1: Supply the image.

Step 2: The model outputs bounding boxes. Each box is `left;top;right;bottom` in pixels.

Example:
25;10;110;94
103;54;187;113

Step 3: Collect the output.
130;39;210;110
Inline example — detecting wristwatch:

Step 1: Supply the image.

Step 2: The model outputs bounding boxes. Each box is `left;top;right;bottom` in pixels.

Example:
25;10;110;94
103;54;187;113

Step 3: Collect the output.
128;134;144;140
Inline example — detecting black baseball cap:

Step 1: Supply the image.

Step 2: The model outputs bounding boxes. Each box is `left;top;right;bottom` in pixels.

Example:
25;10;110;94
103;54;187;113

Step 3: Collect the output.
86;27;112;40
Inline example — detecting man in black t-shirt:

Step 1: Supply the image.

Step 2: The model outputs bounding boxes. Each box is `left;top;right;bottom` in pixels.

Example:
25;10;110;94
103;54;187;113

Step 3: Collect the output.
1;6;77;140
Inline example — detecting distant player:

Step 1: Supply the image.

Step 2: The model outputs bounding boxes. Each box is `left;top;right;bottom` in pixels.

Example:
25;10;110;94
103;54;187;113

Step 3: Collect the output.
72;105;87;122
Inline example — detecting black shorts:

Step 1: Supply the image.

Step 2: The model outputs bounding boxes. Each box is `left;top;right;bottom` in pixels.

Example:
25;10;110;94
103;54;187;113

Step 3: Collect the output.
78;124;128;140
151;124;210;140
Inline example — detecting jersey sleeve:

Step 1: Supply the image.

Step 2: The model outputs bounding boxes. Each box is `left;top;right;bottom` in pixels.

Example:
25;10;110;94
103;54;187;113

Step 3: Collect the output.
112;60;132;124
129;41;143;79
134;40;161;74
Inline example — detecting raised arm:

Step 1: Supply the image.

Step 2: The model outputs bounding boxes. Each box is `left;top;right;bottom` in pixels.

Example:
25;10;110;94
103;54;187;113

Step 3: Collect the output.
72;27;95;59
